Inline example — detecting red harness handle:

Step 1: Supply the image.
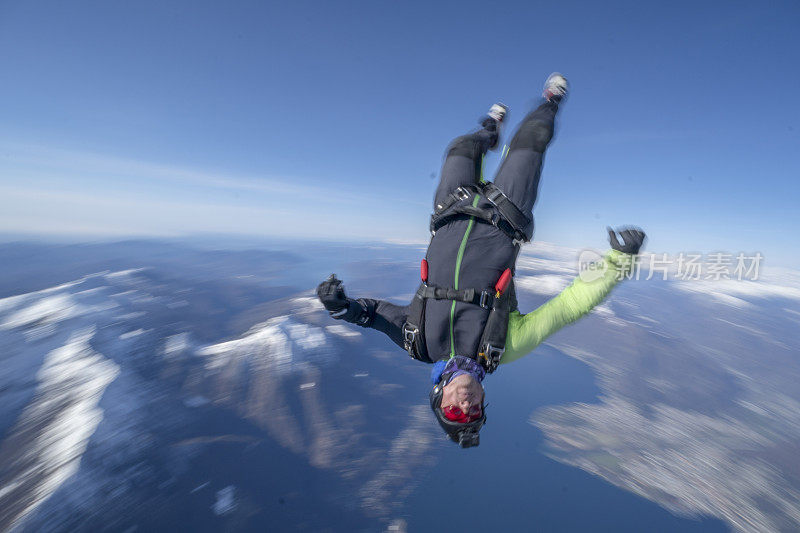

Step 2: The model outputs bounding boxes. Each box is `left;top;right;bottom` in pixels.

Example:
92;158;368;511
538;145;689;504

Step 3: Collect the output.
422;260;509;296
494;268;512;297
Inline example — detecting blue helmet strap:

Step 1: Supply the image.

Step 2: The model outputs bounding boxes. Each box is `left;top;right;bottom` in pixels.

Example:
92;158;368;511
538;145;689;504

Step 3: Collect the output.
430;360;447;384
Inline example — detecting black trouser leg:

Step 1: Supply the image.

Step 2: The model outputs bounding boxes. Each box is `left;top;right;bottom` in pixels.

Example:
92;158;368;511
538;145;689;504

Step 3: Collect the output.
433;124;499;210
492;100;559;218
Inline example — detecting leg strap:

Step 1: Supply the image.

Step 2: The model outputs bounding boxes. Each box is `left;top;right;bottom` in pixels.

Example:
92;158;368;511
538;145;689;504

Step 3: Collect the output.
430;182;532;242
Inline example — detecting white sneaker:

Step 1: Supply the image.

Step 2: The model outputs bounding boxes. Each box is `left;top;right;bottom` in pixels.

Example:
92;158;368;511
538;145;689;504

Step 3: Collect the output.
543;73;569;102
486;102;508;123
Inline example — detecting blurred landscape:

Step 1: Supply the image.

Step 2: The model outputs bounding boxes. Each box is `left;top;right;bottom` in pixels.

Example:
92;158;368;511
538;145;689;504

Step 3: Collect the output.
2;1;799;531
1;238;797;532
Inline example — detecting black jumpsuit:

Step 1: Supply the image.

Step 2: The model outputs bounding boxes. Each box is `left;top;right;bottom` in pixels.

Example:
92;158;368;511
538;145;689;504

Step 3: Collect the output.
346;100;560;362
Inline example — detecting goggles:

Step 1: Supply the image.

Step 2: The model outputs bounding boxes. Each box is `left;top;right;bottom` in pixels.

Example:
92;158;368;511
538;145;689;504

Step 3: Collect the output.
442;404;482;423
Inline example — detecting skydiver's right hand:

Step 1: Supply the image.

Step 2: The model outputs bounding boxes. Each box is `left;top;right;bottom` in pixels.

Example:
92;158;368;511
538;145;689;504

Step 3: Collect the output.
316;274;349;315
607;227;646;255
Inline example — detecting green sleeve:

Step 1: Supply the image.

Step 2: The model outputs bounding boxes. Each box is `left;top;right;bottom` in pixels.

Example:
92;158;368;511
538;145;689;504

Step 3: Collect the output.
501;249;634;365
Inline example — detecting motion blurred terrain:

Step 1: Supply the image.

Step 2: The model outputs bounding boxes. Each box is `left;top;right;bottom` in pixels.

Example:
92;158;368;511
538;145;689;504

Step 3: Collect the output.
1;239;798;532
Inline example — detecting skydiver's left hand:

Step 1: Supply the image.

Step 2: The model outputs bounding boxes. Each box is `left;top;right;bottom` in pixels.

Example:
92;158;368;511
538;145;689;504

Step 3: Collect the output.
316;274;349;314
607;227;646;255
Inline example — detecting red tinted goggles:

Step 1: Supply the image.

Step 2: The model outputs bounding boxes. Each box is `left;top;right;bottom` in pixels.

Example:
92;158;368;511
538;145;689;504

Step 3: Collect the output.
442;404;482;423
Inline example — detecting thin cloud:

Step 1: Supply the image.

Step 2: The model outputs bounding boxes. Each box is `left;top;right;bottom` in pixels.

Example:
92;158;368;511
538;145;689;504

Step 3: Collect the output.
0;141;429;240
0;141;428;209
0;181;423;241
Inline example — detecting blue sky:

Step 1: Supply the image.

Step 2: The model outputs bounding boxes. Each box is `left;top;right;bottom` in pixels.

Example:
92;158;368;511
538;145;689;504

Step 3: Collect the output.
1;0;798;265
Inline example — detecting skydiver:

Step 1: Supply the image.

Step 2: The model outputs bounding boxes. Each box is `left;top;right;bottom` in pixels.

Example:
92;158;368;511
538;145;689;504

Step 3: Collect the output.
317;73;645;447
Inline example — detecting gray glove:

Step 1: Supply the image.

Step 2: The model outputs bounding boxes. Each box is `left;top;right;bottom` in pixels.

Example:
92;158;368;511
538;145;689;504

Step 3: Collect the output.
607;227;646;255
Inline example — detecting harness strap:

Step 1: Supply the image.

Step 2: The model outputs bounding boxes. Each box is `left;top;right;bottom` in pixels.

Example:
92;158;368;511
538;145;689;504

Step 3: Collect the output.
434;184;480;213
403;280;510;373
416;284;495;309
483;182;531;240
403;285;431;363
477;288;511;373
430;182;532;242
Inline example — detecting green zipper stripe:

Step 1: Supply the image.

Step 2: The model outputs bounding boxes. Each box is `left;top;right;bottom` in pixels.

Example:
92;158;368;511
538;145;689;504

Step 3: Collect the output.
448;304;458;358
449;193;481;358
